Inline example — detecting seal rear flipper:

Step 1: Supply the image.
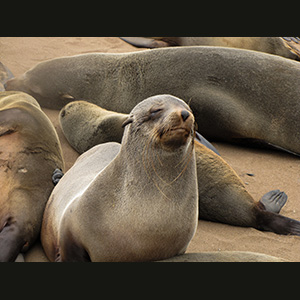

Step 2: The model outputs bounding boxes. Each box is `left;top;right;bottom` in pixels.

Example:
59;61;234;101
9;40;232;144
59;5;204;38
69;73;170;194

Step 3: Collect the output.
259;190;288;214
120;37;170;48
255;209;300;236
232;138;300;157
0;223;25;262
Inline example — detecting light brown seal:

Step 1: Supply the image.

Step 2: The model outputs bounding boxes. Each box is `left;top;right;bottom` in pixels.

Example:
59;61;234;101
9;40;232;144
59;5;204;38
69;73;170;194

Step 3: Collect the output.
59;100;128;153
120;37;300;60
0;91;64;262
41;95;198;262
6;46;300;156
58;97;300;237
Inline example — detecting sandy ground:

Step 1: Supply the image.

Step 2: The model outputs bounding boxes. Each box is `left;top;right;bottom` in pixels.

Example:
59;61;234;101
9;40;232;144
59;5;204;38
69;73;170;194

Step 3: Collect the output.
1;37;300;262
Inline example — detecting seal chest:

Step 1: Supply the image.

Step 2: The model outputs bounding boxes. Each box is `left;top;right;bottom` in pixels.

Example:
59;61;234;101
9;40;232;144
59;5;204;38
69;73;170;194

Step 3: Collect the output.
41;95;198;262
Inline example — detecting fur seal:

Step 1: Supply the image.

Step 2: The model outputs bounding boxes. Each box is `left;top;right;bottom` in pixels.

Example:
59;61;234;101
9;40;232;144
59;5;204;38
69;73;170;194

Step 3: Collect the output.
59;100;219;155
6;46;300;156
41;95;198;262
0;91;64;262
58;96;300;237
120;37;300;60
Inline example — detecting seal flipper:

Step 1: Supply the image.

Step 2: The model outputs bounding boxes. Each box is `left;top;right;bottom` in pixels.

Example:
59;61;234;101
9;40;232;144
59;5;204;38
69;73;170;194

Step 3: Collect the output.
0;222;24;262
52;168;64;185
120;37;170;48
259;190;287;214
195;132;220;156
255;208;300;236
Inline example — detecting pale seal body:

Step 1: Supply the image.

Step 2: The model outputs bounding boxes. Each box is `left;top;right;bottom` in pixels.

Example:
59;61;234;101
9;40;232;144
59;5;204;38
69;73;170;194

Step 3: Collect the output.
6;46;300;155
41;95;198;262
0;91;64;261
120;37;300;60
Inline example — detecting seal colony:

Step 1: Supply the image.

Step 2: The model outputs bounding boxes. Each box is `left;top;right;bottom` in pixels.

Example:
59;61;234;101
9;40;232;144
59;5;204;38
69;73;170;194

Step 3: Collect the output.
6;46;300;156
0;91;64;261
120;37;300;60
41;95;198;262
59;96;300;237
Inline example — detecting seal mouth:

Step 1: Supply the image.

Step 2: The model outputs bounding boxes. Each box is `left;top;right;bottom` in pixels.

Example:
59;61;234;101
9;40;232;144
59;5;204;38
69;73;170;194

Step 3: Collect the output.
159;125;193;149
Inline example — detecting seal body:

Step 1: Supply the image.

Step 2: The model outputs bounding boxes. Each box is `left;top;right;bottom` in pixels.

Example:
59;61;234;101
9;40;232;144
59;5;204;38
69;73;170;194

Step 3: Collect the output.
41;95;198;262
59;100;128;153
6;46;300;155
58;98;300;237
120;37;300;60
0;91;64;261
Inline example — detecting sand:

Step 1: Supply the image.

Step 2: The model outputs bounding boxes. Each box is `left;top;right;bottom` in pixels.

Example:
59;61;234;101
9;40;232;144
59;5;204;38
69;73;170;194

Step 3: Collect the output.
1;37;300;262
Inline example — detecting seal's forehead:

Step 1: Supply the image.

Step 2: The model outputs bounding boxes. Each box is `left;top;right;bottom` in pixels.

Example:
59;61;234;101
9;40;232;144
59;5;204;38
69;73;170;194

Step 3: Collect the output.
130;94;190;114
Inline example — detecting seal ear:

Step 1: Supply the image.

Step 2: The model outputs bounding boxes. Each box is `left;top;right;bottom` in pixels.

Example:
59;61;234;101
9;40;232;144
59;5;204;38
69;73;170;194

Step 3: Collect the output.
122;115;134;128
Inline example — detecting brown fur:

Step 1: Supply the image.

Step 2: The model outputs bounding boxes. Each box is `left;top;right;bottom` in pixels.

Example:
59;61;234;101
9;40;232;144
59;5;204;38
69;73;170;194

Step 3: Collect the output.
0;91;64;261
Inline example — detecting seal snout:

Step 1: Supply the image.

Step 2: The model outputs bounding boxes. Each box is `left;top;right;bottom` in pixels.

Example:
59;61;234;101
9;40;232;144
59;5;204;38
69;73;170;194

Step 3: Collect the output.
181;110;190;122
159;106;195;150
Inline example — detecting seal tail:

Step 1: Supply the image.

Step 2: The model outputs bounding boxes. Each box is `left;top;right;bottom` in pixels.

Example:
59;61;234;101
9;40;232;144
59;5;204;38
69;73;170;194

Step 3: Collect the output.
255;210;300;236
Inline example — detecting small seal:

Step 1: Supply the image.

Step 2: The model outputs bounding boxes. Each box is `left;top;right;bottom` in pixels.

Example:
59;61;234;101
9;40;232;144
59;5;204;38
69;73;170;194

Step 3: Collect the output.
0;91;64;261
41;95;198;262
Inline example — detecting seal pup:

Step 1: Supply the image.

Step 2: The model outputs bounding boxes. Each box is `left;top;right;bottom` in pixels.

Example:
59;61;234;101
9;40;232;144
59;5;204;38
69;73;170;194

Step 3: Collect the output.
120;37;300;60
0;91;64;262
59;100;219;155
58;97;300;236
41;95;198;262
6;46;300;156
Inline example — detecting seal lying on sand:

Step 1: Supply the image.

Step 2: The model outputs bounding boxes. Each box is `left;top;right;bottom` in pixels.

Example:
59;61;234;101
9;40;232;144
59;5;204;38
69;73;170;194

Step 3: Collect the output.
0;91;64;262
41;95;199;262
58;95;300;237
6;46;300;156
59;100;219;155
120;37;300;60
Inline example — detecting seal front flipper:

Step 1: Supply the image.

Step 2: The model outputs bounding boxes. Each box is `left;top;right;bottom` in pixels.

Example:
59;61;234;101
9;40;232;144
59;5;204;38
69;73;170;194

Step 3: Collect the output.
52;168;64;186
195;132;220;156
0;222;25;262
259;190;288;214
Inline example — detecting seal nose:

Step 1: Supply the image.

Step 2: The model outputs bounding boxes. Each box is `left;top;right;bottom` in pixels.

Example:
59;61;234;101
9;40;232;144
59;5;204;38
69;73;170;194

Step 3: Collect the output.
181;110;190;122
